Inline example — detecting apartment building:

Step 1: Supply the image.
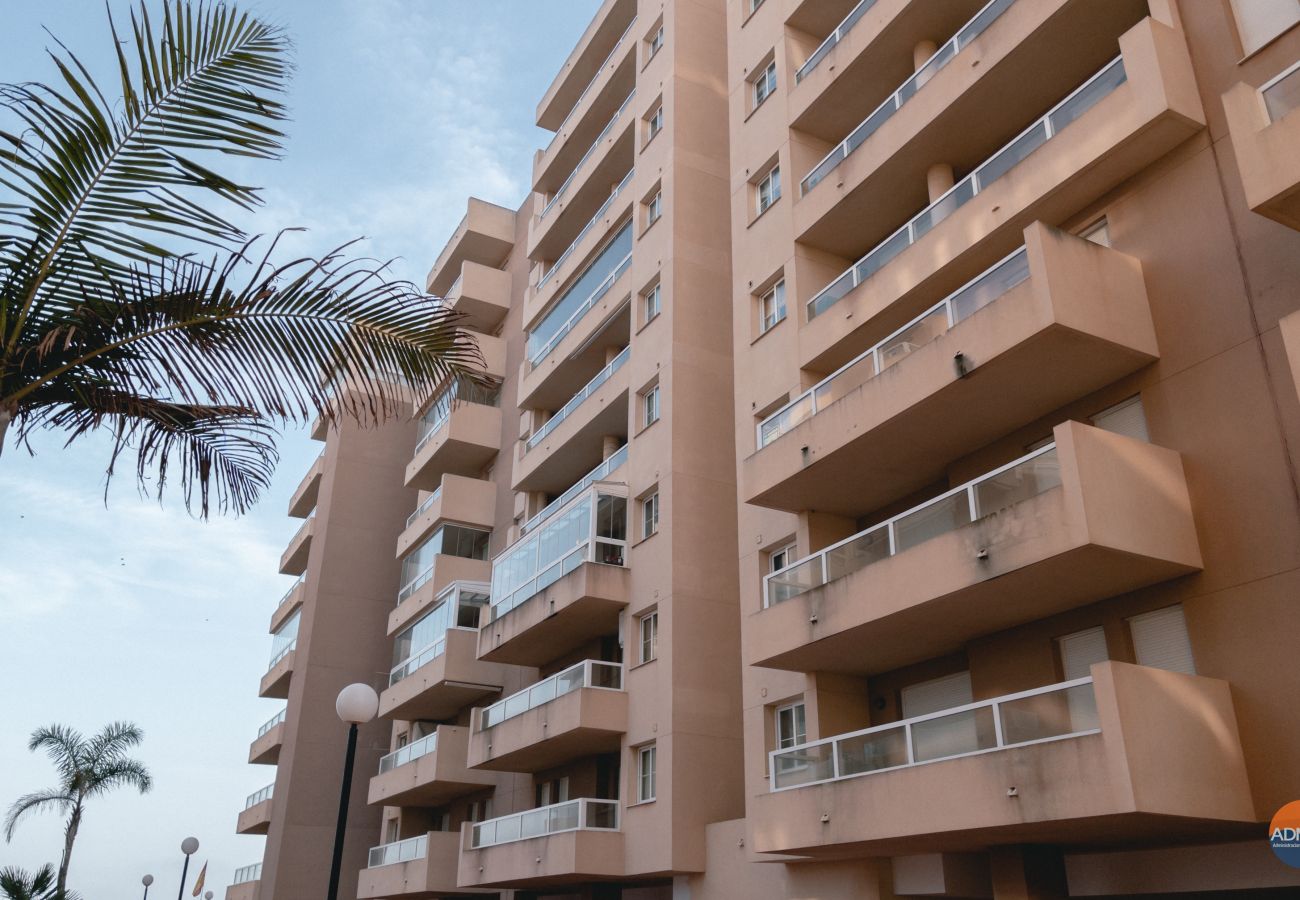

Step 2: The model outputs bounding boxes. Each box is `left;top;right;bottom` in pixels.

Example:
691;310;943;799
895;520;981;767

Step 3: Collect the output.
229;0;1300;897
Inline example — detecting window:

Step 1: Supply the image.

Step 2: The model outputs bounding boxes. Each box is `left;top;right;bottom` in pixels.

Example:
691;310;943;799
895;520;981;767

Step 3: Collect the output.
646;104;664;144
752;60;777;108
384;818;400;843
1057;626;1109;680
1128;605;1196;675
641;384;660;429
758;280;786;333
647;24;664;59
535;776;569;807
645;190;663;228
467;798;493;822
642;281;661;323
641;490;660;538
639;610;659;663
774;702;806;750
756;165;781;215
1229;0;1300;54
637;745;657;802
749;0;766;12
436;812;451;832
1079;217;1111;247
1092;395;1149;442
899;672;975;762
769;541;796;573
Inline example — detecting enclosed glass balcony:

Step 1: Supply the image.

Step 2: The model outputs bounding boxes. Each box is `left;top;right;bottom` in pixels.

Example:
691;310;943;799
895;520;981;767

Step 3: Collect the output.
397;525;491;603
389;582;489;683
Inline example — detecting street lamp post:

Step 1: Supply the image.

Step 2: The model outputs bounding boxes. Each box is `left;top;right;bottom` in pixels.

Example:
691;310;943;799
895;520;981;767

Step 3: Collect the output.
141;874;154;900
176;837;199;900
326;683;379;900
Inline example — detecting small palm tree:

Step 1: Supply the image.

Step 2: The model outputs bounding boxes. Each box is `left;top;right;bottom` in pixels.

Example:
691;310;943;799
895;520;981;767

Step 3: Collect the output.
0;1;483;516
4;723;152;897
0;865;79;900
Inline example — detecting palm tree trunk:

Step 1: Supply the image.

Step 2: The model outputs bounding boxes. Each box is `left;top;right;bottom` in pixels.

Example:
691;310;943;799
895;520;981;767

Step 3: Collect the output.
57;803;81;896
0;409;9;458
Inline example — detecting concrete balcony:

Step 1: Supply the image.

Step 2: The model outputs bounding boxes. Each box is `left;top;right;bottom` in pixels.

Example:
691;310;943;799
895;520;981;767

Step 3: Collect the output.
536;0;636;132
794;0;1148;253
789;0;985;143
278;515;313;576
236;785;274;836
745;222;1157;515
457;799;623;889
224;881;257;900
751;662;1255;857
269;575;304;635
404;404;502;491
390;556;492;635
479;563;630;667
444;261;511;334
425;198;515;297
750;422;1202;676
797;17;1204;374
367;725;496;809
379;628;508;722
248;711;285;766
287;453;324;518
1224;66;1300;231
258;646;295;700
358;832;484;899
513;349;629;495
468;661;626;773
396;476;497;560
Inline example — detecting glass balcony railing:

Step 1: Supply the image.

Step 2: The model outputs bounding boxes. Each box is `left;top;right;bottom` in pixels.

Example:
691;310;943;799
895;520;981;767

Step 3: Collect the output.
770;676;1099;790
764;443;1062;607
526;347;631;452
267;638;296;671
491;458;629;620
540;91;636;222
367;834;428;868
378;731;438;774
278;573;304;607
471;797;619;849
232;863;261;884
795;0;878;83
1263;61;1300;124
480;660;623;729
807;56;1126;320
257;708;286;739
802;0;1015;194
390;582;490;683
528;208;634;367
538;168;636;295
397;525;491;604
406;485;443;529
521;444;628;536
758;248;1029;448
414;377;502;455
543;17;639;157
245;783;274;809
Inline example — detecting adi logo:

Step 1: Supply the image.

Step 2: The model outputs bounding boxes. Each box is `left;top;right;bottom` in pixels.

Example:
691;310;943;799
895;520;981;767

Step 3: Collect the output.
1269;800;1300;868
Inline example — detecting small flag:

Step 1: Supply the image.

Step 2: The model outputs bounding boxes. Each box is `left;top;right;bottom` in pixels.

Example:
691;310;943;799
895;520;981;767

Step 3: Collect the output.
191;861;207;897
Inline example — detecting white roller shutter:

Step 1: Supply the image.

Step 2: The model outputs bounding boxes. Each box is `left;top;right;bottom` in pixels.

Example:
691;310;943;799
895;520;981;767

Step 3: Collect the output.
1058;627;1109;680
1129;605;1196;674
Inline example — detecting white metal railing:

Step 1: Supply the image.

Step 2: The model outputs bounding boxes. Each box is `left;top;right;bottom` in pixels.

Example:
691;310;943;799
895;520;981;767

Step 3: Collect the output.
538;168;636;293
807;55;1126;320
232;863;261;884
406;485;443;529
245;783;274;809
480;660;623;729
803;0;1015;193
764;443;1062;607
528;190;634;367
795;0;877;83
769;677;1099;791
278;573;304;607
378;731;439;774
526;347;631;452
540;91;636;222
367;834;428;868
1262;59;1300;124
520;444;628;537
471;797;620;849
267;639;296;670
257;708;286;739
543;17;639;157
758;248;1029;448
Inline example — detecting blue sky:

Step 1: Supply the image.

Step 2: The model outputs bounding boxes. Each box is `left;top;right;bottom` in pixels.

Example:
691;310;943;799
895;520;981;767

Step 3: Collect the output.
0;1;599;895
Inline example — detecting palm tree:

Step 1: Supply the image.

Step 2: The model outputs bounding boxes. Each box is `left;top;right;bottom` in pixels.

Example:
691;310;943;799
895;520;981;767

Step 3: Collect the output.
4;722;152;897
0;865;79;900
0;1;483;516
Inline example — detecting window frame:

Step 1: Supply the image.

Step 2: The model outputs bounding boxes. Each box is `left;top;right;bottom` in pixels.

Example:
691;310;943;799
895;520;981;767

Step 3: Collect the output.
646;103;664;144
758;279;786;334
642;281;661;324
645;189;663;228
641;384;661;429
647;24;665;60
756;165;781;216
638;610;659;663
641;490;660;539
636;744;657;803
752;59;777;108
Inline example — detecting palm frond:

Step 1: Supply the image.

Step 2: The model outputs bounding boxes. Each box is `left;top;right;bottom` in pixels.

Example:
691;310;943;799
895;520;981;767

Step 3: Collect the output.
3;789;74;843
26;725;82;785
82;721;144;766
0;864;56;900
86;758;153;797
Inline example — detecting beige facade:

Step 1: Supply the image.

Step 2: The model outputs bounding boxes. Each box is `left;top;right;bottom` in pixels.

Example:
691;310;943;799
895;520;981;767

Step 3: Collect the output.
229;0;1300;898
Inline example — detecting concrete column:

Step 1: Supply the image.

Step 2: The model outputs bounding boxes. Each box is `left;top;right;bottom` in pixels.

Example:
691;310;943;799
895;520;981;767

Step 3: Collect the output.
602;434;622;458
990;846;1067;899
913;39;939;70
605;345;622;365
798;510;857;555
927;162;956;202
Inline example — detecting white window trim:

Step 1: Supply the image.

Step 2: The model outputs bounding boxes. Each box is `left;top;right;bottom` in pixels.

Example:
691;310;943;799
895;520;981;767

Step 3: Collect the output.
756;166;781;216
636;744;657;803
752;60;777;108
639;610;658;664
641;384;660;429
642;282;661;324
641;491;660;538
759;280;786;334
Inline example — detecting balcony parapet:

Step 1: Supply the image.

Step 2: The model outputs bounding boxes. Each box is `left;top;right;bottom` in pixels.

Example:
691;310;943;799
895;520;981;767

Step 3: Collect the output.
457;799;624;889
1224;63;1300;230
